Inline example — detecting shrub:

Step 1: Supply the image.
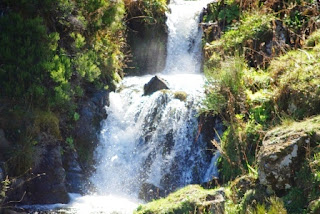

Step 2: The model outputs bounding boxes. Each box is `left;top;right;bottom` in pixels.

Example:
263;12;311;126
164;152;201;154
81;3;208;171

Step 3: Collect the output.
0;13;57;105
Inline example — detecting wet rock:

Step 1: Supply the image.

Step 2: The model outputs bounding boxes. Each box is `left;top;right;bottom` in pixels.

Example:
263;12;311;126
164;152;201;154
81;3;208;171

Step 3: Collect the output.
6;178;26;204
24;134;69;204
63;150;86;194
139;183;165;202
257;116;320;192
143;76;169;96
2;209;28;214
74;89;109;170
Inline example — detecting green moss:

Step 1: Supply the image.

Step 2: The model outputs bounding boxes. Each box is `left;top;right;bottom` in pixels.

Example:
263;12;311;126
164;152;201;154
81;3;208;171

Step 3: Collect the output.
135;185;220;214
33;111;61;139
173;91;187;101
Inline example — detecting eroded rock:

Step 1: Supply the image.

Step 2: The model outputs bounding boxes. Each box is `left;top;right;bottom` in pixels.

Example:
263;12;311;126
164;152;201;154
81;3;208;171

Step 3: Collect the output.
257;116;320;192
143;76;169;96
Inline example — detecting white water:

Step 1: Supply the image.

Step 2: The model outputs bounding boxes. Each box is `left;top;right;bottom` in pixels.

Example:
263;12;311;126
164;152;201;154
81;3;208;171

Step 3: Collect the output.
27;1;218;213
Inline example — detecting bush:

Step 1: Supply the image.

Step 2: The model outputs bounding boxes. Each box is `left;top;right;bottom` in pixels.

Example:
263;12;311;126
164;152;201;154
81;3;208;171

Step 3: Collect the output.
0;13;57;105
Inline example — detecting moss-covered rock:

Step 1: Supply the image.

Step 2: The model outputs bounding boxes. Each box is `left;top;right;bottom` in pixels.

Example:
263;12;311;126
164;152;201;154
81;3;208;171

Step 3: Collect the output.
257;116;320;192
135;185;225;214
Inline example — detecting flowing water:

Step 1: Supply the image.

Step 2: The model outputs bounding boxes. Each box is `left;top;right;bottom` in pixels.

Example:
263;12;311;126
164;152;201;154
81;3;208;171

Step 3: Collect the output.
25;0;218;213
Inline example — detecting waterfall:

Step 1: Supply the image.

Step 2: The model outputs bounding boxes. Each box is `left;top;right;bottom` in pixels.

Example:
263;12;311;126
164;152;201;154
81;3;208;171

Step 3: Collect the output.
40;1;219;213
91;0;217;206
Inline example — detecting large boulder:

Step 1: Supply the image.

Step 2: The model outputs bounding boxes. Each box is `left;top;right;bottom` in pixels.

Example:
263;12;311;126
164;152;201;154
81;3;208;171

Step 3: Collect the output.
257;116;320;192
143;76;169;96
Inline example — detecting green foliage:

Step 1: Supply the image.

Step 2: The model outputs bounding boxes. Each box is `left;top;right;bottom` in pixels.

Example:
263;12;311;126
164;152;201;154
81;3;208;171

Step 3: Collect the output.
250;197;287;214
0;177;10;206
207;11;274;55
204;56;246;116
73;112;80;121
0;13;57;104
66;137;75;150
284;9;308;33
70;33;86;49
204;0;240;25
282;188;306;213
125;0;168;25
74;50;101;83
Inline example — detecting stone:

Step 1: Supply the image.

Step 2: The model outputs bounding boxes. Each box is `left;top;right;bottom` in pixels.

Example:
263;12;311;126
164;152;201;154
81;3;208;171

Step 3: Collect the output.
139;183;165;202
24;134;69;204
143;76;169;96
257;116;320;192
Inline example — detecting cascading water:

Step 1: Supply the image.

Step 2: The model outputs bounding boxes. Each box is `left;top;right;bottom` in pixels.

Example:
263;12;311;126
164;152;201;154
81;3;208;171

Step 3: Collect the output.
31;1;218;213
89;0;218;211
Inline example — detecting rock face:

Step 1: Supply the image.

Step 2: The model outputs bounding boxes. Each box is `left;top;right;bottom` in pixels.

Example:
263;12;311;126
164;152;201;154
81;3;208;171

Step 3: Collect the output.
257;116;320;192
74;90;109;169
143;76;169;96
63;150;86;194
23;134;69;204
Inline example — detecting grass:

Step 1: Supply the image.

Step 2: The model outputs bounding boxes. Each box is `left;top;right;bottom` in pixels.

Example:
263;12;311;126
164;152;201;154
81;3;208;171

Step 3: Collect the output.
206;11;275;55
269;49;320;119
